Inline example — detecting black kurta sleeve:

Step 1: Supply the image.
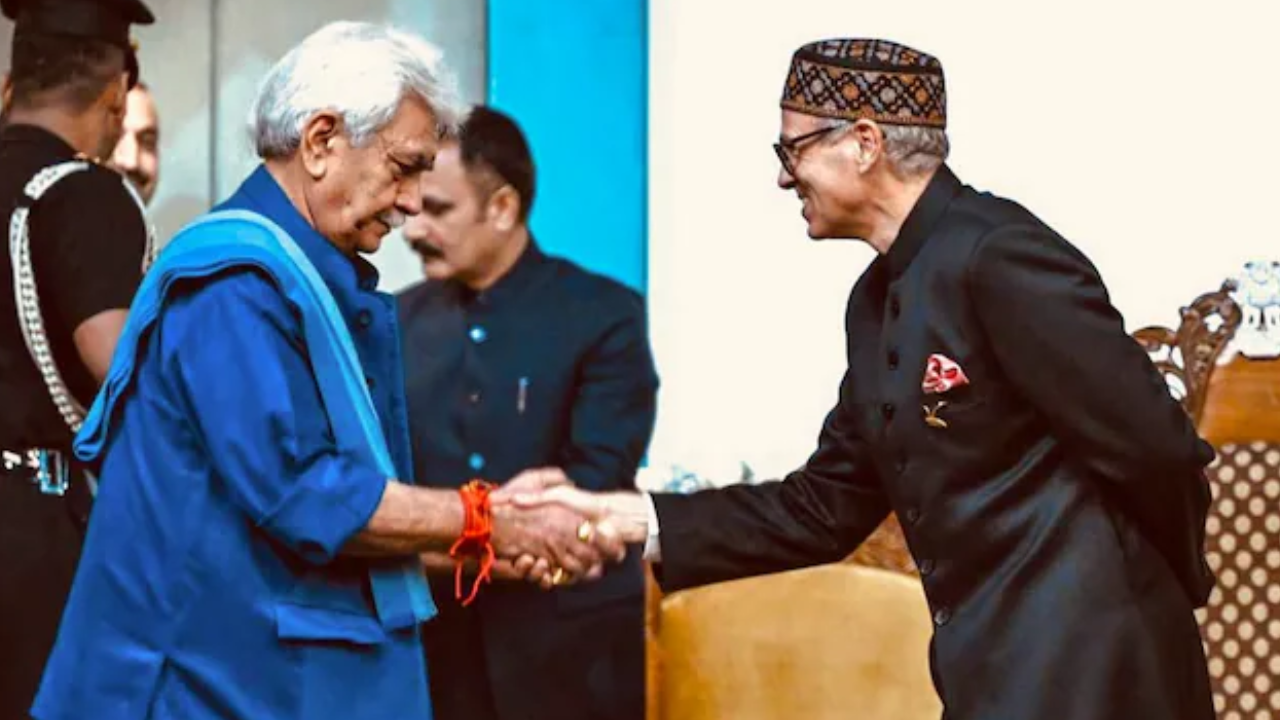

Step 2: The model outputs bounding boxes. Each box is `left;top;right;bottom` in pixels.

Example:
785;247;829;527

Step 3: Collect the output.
967;224;1215;603
651;368;889;593
559;292;659;492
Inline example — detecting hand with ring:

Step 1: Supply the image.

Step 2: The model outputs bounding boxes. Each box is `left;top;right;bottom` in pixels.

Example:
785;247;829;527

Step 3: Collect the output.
531;522;595;590
490;468;627;590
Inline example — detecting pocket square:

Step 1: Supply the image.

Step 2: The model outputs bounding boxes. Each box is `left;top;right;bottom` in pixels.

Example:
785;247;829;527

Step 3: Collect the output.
922;354;969;395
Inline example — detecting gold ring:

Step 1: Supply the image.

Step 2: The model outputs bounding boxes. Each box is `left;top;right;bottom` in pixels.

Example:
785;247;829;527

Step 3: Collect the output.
576;520;595;542
551;567;569;586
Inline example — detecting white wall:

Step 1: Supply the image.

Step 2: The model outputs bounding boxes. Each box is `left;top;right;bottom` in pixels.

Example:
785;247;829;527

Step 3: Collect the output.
646;0;1280;482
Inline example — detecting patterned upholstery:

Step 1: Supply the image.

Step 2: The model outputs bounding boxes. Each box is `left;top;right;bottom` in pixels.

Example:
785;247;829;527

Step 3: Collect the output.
1199;441;1280;719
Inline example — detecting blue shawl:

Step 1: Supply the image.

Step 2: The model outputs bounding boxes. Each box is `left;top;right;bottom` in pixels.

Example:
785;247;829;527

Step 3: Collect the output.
74;208;435;630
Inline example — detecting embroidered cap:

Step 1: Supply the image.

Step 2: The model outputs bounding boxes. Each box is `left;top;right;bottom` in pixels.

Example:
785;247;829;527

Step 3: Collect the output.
781;38;946;129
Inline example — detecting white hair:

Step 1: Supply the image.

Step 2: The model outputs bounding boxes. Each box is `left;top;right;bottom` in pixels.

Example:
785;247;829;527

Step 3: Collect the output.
824;119;950;178
880;124;949;177
249;21;465;159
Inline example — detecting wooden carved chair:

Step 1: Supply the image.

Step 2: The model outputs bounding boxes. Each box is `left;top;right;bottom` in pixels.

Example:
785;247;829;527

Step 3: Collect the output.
1133;260;1280;719
644;513;933;720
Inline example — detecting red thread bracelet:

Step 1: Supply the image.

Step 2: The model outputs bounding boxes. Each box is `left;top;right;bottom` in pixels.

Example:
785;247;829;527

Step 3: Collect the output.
450;480;496;606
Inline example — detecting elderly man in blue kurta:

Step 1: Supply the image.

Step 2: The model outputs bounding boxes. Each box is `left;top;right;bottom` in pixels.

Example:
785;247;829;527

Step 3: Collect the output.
30;22;623;720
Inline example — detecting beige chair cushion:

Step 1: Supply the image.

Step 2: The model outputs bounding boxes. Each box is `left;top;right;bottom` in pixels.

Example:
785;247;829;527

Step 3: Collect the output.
656;563;941;720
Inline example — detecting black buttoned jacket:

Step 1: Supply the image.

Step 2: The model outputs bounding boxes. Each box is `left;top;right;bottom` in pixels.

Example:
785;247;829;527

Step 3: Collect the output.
652;166;1216;720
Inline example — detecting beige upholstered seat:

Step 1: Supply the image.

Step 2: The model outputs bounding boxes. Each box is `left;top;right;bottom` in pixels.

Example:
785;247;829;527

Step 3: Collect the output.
645;561;940;720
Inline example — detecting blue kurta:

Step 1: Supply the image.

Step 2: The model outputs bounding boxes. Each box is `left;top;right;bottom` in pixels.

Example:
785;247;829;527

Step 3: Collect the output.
32;166;432;720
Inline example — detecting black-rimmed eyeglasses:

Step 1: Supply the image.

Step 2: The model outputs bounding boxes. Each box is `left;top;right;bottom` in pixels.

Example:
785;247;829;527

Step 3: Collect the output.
773;126;838;177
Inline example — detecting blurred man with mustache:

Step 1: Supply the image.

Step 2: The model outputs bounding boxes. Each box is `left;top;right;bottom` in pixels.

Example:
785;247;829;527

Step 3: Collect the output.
399;106;658;720
107;80;159;204
30;23;623;720
0;0;155;716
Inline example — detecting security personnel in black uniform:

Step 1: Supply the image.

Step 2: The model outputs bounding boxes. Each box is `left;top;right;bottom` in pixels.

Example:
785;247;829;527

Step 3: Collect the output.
398;107;659;720
0;0;154;716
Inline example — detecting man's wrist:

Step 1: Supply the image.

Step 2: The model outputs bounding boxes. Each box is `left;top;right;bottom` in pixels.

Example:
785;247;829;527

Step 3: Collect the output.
600;491;650;545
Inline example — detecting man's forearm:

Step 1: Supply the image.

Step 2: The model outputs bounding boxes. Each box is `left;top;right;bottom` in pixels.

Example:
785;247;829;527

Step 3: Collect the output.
419;490;648;583
598;491;651;545
73;308;128;383
343;482;464;556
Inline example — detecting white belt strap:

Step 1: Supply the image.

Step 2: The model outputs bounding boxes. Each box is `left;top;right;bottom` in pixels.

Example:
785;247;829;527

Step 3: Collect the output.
8;160;157;434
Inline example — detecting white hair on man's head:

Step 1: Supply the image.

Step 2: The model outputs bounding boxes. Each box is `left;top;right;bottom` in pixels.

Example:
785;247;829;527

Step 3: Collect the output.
249;21;465;159
821;119;949;178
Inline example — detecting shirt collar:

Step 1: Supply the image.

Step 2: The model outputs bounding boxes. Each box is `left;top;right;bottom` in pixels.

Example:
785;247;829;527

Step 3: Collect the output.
459;238;547;307
230;164;382;295
885;164;964;278
0;124;77;158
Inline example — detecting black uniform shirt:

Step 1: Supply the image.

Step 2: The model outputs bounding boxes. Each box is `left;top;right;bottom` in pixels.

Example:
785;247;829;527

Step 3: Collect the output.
0;124;148;449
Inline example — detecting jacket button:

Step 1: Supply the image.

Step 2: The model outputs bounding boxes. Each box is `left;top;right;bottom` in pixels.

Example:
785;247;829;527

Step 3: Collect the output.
468;453;485;471
933;607;952;626
881;403;895;421
904;507;920;524
468;391;482;405
356;310;373;328
364;375;376;390
889;296;901;318
469;325;488;344
887;349;899;370
918;558;936;576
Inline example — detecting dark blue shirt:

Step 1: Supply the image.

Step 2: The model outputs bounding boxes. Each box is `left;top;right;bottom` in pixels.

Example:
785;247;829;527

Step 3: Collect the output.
398;242;658;719
399;242;658;495
34;166;430;720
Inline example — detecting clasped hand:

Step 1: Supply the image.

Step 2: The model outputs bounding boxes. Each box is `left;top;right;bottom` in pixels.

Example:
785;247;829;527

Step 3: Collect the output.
487;468;624;590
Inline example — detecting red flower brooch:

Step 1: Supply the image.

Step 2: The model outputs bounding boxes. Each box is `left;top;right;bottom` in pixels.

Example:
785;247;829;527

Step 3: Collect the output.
921;354;969;428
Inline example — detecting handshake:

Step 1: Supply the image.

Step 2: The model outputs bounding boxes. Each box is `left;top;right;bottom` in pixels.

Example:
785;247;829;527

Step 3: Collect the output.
429;468;651;590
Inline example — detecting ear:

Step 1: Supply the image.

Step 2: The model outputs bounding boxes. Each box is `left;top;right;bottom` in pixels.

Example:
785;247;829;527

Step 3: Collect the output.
486;185;521;232
299;110;344;180
106;73;129;113
849;119;885;172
